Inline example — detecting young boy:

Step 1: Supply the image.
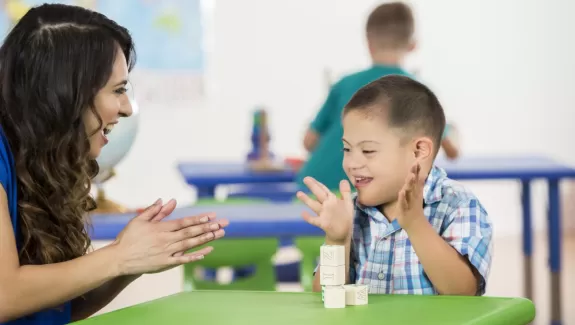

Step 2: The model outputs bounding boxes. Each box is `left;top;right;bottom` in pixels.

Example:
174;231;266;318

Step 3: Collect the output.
298;2;459;191
296;75;493;295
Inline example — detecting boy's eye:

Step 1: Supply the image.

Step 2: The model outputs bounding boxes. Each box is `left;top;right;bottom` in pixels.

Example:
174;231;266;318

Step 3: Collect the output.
363;150;375;154
343;148;350;152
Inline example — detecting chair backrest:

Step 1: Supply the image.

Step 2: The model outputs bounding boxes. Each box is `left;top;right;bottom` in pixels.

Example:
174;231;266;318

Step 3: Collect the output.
294;236;325;291
184;238;278;291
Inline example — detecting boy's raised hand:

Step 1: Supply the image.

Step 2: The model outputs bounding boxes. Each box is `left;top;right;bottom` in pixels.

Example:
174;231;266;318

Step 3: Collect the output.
397;161;426;230
296;177;354;244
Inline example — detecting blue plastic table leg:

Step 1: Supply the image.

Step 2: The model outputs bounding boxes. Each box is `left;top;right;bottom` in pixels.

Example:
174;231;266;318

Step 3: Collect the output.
547;179;562;325
521;180;533;300
196;186;216;199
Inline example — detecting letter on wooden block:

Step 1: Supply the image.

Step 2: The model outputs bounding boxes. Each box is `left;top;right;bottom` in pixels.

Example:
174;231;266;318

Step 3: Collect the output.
320;245;345;267
320;264;345;286
344;284;368;305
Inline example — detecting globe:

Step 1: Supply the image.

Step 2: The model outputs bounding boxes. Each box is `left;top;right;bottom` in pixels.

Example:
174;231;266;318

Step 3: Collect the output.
92;98;140;213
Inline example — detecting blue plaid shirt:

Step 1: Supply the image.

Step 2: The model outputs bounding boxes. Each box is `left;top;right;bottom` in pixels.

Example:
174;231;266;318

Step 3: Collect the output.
317;165;493;295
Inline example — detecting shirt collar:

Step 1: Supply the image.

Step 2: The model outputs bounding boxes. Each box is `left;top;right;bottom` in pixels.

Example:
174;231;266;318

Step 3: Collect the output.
423;165;446;204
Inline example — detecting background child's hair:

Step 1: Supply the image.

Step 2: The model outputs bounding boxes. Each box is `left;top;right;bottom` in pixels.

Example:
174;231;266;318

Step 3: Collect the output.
366;2;415;49
343;75;446;156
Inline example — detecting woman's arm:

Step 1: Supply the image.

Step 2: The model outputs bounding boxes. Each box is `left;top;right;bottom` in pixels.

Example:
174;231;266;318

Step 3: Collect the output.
0;189;226;323
70;274;140;321
0;188;131;322
0;231;123;323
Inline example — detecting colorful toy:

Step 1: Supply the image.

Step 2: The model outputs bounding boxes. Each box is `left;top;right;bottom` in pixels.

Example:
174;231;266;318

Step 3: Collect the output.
246;108;284;171
247;108;275;161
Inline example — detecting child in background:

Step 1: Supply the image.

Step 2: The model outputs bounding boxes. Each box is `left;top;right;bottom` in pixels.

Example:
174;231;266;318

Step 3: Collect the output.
298;2;459;191
297;75;493;295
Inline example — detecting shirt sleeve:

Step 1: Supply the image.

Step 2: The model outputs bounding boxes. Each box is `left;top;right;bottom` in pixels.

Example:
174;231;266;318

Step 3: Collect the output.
309;82;341;135
442;198;493;295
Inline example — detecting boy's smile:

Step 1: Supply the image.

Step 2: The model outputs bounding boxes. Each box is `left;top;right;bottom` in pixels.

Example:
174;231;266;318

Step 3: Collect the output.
342;110;413;208
353;176;374;188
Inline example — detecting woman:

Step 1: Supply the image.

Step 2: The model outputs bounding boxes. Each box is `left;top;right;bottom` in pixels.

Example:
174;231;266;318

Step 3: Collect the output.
0;4;228;324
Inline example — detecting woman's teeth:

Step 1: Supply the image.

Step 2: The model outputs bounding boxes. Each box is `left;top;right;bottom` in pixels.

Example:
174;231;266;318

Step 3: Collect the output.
103;124;114;135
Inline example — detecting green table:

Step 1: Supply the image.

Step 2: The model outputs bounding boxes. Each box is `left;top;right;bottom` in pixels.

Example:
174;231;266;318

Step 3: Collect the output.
73;291;535;325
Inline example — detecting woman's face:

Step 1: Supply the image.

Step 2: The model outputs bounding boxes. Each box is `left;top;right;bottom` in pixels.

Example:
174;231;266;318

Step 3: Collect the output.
84;46;133;159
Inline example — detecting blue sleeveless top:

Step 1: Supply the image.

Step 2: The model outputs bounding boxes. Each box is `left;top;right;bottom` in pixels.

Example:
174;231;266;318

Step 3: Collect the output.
0;128;72;325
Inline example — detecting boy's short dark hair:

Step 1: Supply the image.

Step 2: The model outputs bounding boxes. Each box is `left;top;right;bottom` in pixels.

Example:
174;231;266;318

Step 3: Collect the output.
366;2;414;48
343;75;446;156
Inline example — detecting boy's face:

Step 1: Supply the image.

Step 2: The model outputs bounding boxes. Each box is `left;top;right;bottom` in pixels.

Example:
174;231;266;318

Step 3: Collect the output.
342;110;415;207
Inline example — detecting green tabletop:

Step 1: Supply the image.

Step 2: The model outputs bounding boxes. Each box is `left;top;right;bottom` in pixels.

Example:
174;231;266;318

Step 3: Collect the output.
73;291;535;325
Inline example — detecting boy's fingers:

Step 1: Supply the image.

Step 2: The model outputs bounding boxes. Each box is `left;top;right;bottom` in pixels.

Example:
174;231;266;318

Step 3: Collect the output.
301;210;321;228
296;191;322;214
303;177;330;203
339;180;352;203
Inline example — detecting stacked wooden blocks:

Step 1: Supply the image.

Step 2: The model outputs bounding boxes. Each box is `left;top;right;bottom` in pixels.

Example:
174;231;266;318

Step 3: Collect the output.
320;245;368;308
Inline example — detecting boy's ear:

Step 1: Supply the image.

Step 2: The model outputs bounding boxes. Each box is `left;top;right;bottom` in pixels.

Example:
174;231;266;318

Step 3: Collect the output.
407;39;417;53
413;137;433;160
367;37;375;56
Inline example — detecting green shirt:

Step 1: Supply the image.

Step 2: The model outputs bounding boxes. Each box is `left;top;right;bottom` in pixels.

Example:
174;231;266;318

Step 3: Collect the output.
297;64;411;191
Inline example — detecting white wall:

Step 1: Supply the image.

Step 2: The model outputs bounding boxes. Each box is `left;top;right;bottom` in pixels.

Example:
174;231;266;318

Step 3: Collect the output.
102;0;575;237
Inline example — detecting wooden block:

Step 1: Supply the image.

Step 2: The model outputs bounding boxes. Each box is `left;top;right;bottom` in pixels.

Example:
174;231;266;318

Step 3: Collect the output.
320;265;345;286
323;285;345;308
320;245;345;267
343;284;368;305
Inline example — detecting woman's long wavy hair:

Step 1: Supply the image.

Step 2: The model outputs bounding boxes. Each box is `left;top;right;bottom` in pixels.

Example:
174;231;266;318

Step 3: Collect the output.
0;4;136;265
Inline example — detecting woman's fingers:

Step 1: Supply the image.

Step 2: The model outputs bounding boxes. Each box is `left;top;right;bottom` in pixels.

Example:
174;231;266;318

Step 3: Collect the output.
134;199;163;221
169;246;215;265
160;213;216;232
150;199;177;222
169;228;226;254
170;220;223;242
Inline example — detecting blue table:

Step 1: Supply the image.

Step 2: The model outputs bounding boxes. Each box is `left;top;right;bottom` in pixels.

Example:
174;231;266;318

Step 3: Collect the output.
177;162;295;198
90;203;323;284
176;155;575;325
441;155;575;325
89;203;322;240
226;183;299;202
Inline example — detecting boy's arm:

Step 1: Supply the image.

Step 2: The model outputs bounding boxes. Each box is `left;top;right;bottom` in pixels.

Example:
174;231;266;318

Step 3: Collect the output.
440;123;459;159
303;129;320;153
303;83;341;153
311;237;352;292
441;137;459;159
405;198;492;295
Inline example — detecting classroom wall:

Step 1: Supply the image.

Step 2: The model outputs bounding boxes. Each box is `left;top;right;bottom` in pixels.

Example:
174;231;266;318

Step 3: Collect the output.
101;0;575;237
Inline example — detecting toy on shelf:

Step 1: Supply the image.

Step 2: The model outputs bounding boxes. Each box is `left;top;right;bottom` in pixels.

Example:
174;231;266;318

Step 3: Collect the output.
246;108;284;172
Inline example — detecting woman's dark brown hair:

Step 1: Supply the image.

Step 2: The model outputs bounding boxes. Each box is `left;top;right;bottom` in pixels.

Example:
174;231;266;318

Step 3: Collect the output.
0;4;136;265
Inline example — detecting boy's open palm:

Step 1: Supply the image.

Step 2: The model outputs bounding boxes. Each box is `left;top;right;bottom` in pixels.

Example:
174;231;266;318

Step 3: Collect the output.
296;177;354;243
397;161;426;230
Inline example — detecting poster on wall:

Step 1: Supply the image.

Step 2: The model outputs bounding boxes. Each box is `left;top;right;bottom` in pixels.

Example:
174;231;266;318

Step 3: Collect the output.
0;0;206;106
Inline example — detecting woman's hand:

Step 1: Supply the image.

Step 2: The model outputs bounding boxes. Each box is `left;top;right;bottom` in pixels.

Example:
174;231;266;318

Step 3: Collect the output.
111;199;229;276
